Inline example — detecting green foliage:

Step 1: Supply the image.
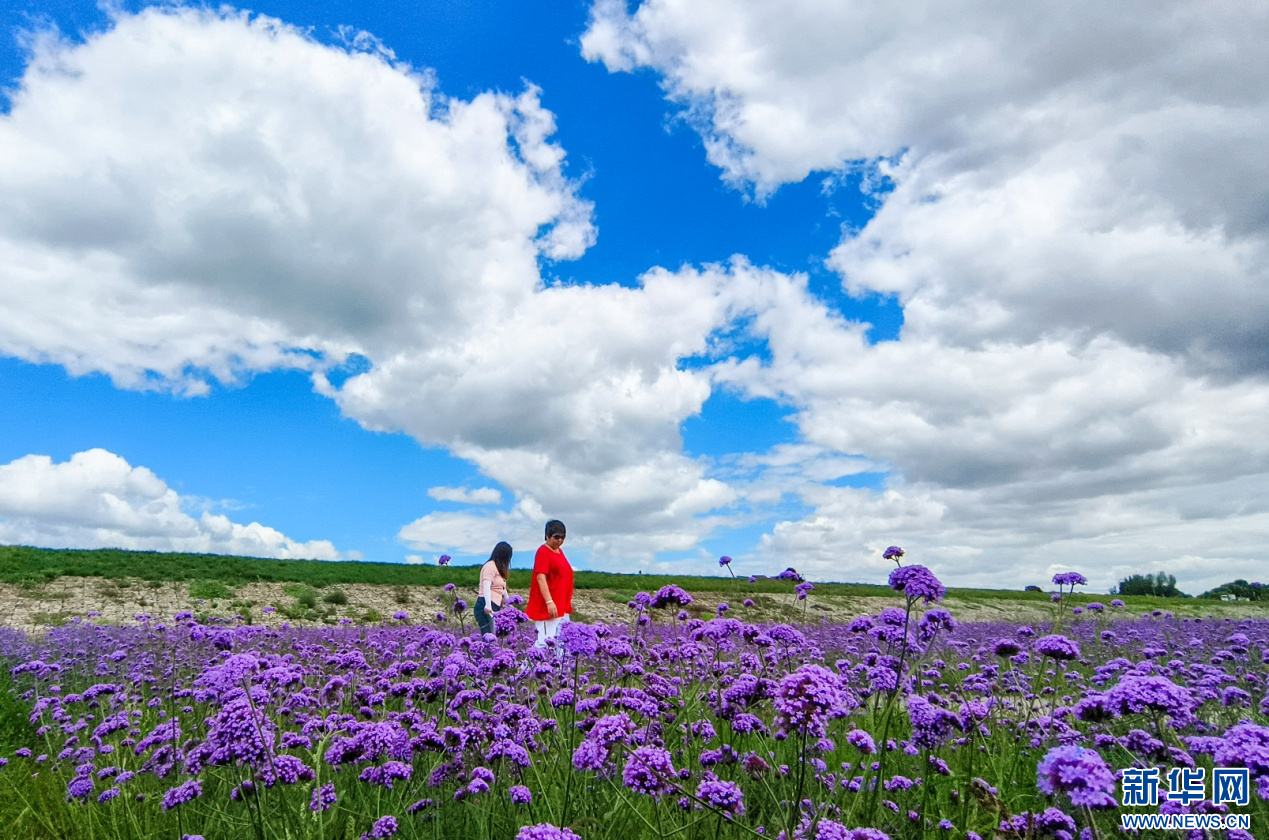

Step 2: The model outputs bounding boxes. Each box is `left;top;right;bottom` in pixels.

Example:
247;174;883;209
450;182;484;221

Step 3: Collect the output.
283;583;320;610
0;669;38;754
1116;570;1187;598
1200;579;1265;601
187;579;233;600
322;588;349;606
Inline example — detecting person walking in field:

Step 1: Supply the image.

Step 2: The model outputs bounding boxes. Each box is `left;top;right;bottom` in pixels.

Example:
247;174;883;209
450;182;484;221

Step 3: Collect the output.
525;519;573;650
475;541;513;638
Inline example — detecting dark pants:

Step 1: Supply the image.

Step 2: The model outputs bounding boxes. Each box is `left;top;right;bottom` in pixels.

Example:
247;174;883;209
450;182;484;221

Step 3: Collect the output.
474;597;502;636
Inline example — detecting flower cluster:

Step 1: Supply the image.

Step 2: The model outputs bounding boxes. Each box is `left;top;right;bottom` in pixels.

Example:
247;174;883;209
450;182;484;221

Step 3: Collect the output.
887;565;945;605
1035;745;1117;808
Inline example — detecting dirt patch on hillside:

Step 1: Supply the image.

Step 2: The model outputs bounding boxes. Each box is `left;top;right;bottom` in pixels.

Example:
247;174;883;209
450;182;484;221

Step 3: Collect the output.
0;577;1265;636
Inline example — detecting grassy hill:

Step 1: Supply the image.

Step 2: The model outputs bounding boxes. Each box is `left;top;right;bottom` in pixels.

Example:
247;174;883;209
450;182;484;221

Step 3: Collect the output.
1;545;1261;633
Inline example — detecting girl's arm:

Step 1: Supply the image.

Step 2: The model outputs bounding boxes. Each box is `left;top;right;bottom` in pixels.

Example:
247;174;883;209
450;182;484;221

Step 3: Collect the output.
536;572;557;618
481;577;492;612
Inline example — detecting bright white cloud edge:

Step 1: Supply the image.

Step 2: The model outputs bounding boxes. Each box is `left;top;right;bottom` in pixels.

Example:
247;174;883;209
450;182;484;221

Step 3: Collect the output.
0;449;342;561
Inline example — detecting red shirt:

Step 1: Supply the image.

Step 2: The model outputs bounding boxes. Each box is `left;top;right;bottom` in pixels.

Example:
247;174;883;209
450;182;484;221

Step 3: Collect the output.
525;544;573;620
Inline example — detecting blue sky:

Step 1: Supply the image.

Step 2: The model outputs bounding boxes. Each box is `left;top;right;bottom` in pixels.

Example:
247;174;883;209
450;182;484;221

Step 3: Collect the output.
1;0;1266;593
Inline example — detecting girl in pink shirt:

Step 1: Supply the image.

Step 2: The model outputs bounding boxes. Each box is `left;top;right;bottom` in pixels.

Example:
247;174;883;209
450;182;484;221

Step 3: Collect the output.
475;541;512;637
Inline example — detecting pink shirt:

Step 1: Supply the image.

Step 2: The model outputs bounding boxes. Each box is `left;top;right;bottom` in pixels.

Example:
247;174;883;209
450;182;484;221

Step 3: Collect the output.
479;560;507;606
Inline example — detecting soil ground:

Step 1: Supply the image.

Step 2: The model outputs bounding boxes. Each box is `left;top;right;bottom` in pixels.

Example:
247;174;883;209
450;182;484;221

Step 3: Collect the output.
2;576;1266;636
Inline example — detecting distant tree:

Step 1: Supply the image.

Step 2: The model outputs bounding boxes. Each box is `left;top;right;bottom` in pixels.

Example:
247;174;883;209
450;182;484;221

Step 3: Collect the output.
1115;571;1186;598
1200;579;1264;601
1024;585;1042;592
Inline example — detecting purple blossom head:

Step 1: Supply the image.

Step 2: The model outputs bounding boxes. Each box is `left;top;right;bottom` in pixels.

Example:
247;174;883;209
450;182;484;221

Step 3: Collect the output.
1110;599;1124;607
883;545;905;562
773;664;857;737
776;567;804;581
1035;745;1116;808
846;730;877;755
993;638;1022;657
1033;634;1081;661
362;816;398;840
622;746;677;797
888;564;945;604
907;694;959;749
696;778;745;816
392;611;408;621
161;779;202;811
509;785;532;805
651;585;694;608
515;825;582;840
66;776;94;800
1052;571;1088;587
558;622;599;657
438;554;451;566
1107;675;1198;727
1212;722;1269;777
719;555;732;567
310;783;337;812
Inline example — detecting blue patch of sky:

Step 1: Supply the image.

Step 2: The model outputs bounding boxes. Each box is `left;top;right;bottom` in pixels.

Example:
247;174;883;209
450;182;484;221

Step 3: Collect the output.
682;390;794;459
0;357;493;560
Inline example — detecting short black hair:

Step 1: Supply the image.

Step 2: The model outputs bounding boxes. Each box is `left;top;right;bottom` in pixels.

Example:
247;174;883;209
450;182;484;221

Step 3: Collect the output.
545;519;566;539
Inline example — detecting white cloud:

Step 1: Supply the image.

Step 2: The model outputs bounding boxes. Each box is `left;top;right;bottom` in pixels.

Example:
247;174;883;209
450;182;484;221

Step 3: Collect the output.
0;449;342;560
583;0;1269;591
427;486;504;506
584;0;1269;369
0;7;594;394
0;7;757;557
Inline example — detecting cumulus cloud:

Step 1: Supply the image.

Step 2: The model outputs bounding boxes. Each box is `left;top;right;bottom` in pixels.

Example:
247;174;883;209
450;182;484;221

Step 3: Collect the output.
584;0;1269;590
584;0;1269;370
0;7;594;394
0;449;342;560
0;7;776;561
427;486;504;506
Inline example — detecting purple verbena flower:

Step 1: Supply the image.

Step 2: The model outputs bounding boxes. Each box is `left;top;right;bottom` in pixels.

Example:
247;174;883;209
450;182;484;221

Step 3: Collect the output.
622;746;677;797
697;778;745;816
310;783;337;812
515;825;582;840
361;815;398;840
888;565;944;604
651;585;694;608
161;779;202;811
773;664;857;737
1035;745;1116;808
1033;634;1081;661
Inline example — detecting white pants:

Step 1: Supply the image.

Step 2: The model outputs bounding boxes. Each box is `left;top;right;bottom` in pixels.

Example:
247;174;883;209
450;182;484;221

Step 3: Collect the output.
534;613;570;648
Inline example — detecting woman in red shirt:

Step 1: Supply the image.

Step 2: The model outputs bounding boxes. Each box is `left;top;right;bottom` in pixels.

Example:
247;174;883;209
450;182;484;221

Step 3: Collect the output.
525;519;573;649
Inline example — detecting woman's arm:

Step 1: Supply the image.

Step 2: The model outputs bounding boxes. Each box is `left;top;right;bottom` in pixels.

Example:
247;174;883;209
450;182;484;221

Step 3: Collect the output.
536;572;557;618
481;577;492;612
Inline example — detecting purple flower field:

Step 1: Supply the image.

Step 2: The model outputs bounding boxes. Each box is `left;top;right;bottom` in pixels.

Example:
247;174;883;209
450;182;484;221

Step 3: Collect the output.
0;569;1266;839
